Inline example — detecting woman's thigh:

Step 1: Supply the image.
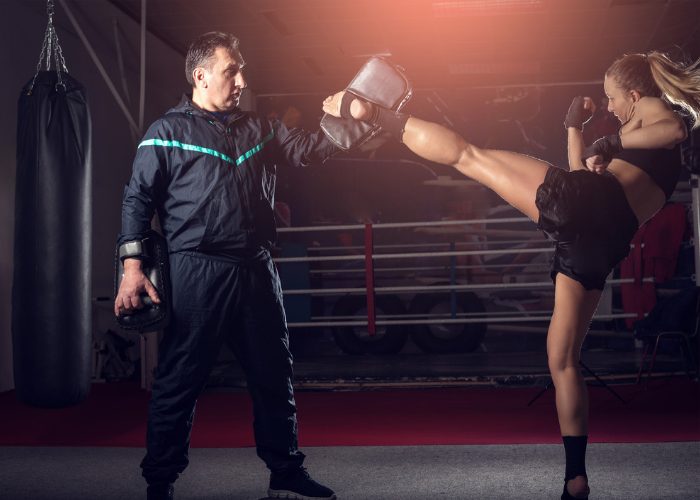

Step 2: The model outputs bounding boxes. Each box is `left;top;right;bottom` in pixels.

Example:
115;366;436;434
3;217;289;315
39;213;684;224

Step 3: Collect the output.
456;147;551;222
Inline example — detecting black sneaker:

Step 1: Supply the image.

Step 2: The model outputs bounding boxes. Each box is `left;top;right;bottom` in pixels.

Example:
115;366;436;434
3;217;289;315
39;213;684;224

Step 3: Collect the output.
268;467;336;499
146;483;174;500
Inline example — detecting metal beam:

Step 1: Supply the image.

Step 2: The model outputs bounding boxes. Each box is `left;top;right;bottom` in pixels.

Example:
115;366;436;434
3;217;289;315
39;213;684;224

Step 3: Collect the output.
692;173;700;286
58;0;140;135
138;0;146;133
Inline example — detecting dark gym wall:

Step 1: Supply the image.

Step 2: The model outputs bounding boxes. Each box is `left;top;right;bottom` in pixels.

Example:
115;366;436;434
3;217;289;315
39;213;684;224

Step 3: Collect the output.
0;0;187;391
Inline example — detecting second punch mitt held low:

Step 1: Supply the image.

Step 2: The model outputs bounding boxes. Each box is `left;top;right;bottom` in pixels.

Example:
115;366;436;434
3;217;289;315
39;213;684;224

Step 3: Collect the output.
114;230;171;332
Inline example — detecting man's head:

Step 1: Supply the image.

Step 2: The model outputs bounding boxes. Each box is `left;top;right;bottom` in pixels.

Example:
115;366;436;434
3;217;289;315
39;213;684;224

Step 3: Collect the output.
186;32;247;112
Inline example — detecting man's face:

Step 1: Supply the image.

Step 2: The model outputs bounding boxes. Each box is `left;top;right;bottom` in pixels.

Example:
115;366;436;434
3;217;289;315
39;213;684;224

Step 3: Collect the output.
199;46;246;112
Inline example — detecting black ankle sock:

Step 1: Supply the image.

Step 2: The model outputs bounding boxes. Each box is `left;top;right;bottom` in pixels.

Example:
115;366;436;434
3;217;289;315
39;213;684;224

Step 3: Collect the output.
371;106;409;142
562;435;588;481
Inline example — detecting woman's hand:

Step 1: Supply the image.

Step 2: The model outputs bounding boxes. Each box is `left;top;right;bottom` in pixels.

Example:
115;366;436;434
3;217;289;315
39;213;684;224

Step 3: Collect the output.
581;134;622;174
564;96;595;130
584;155;609;175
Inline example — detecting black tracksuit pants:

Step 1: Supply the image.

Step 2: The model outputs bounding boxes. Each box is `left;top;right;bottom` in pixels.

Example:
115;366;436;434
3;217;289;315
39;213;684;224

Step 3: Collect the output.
140;249;304;485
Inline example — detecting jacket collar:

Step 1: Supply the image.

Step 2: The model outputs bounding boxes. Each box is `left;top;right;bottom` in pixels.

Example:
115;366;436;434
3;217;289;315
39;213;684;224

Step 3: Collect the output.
171;94;246;124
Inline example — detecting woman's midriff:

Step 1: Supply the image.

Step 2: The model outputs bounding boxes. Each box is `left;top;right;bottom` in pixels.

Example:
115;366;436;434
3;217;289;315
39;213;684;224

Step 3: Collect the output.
607;159;666;225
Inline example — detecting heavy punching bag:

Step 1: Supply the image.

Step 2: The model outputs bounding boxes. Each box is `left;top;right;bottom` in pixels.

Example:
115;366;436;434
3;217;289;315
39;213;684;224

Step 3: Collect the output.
12;2;92;407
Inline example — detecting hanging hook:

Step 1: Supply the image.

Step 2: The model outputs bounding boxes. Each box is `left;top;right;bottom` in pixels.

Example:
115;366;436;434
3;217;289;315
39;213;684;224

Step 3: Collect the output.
27;0;68;95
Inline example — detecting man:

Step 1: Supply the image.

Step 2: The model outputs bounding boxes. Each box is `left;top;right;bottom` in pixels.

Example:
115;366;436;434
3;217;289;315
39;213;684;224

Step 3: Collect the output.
114;32;338;500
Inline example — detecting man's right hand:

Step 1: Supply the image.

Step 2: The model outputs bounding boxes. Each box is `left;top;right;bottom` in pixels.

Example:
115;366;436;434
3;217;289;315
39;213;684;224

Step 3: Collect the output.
323;91;374;121
114;258;161;316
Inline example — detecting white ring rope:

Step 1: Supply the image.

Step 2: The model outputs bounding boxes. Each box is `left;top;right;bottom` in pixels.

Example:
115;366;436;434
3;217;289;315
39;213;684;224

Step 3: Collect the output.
287;313;637;329
276;246;555;263
280;277;654;296
278;217;531;233
273;217;656;331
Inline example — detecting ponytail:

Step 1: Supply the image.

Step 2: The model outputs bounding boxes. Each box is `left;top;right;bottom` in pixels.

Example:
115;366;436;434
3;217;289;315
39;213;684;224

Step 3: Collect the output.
647;52;700;129
607;52;700;129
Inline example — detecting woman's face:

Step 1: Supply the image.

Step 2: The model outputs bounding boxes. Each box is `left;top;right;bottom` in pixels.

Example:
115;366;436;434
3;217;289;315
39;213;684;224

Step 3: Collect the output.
603;75;637;124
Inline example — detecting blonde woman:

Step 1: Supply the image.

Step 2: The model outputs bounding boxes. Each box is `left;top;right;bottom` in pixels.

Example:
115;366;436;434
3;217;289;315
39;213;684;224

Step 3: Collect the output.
323;51;699;499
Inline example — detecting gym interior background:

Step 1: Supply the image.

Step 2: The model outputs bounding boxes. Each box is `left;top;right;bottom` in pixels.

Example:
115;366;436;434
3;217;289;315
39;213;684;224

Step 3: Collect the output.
0;1;699;498
2;0;699;390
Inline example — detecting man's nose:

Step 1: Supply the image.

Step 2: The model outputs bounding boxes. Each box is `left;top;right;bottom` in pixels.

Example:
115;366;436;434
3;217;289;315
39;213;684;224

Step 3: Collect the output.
237;73;247;89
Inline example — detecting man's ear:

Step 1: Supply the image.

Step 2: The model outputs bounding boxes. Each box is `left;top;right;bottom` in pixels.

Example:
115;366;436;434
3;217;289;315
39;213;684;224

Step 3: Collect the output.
193;67;207;89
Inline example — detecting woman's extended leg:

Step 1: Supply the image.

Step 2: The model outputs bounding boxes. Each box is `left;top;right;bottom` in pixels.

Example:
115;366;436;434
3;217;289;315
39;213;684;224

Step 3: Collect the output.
322;93;550;220
547;272;602;499
401;117;549;221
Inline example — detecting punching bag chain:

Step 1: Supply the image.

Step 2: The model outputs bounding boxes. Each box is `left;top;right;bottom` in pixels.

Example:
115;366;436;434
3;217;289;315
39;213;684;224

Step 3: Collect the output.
28;0;69;95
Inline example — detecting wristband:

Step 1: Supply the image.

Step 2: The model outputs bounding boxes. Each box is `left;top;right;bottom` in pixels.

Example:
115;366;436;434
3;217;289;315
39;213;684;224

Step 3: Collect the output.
118;240;148;261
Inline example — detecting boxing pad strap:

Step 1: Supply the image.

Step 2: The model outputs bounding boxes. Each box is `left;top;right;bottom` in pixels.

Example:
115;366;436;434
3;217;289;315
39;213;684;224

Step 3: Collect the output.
321;56;413;151
339;91;355;120
118;239;147;261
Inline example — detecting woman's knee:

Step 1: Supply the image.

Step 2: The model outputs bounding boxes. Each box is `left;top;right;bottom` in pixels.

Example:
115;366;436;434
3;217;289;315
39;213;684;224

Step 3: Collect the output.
547;343;580;376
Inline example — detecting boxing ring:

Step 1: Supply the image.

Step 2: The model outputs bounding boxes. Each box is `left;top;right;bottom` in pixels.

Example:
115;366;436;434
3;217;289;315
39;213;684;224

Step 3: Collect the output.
274;216;647;356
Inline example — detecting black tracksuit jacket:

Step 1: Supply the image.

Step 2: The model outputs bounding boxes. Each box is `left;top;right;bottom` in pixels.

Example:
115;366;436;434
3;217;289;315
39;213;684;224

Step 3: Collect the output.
119;95;338;250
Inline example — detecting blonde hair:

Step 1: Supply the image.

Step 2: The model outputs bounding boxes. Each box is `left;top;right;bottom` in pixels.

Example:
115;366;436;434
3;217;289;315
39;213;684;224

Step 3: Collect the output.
606;51;700;129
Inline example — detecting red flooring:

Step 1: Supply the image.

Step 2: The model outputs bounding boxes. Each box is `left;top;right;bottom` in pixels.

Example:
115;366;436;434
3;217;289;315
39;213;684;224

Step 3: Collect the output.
1;378;698;447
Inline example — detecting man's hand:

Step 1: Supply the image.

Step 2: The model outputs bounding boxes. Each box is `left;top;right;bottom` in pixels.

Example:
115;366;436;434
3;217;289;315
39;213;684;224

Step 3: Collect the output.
322;91;374;121
114;258;161;316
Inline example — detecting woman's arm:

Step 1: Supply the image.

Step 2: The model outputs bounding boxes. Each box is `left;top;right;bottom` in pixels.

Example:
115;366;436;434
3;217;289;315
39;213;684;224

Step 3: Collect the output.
567;128;587;171
621;97;687;149
565;96;595;171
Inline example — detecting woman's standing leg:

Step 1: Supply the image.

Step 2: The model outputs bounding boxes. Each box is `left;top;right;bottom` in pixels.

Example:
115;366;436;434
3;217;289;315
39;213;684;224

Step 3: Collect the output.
548;272;603;499
399;113;598;498
326;95;599;496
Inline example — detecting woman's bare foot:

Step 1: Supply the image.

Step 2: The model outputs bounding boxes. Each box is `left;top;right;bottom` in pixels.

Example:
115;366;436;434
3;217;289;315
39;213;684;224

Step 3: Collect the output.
566;476;590;499
322;91;374;120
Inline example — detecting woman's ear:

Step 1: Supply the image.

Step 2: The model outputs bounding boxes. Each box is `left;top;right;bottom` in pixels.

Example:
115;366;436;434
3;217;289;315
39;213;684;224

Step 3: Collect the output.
630;89;642;102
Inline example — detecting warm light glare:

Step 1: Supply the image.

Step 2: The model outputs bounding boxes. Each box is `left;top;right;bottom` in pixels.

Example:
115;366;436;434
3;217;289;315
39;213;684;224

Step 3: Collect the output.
433;0;543;16
448;61;541;75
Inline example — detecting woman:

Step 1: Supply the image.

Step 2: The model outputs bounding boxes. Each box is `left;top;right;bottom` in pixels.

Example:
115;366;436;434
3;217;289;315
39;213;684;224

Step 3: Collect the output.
323;52;699;499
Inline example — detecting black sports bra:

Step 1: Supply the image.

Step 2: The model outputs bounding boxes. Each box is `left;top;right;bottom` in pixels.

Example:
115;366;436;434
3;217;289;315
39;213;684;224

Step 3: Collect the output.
614;144;682;200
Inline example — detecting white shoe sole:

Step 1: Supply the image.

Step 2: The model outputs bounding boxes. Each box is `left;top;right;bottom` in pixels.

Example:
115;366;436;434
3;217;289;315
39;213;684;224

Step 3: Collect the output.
267;488;337;500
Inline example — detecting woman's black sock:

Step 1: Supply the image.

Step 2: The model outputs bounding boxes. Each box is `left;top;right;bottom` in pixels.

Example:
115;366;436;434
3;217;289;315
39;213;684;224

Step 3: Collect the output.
562;435;588;481
371;106;409;142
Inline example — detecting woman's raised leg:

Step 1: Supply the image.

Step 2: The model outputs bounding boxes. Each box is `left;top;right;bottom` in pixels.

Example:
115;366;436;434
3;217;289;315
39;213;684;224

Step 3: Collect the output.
401;116;549;221
322;93;550;221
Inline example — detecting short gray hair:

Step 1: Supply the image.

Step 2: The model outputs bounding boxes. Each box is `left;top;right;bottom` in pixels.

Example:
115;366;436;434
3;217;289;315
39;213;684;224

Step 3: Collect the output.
185;32;244;87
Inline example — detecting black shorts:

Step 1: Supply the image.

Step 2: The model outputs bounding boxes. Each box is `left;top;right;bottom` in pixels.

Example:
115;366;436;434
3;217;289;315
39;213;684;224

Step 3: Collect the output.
535;167;639;290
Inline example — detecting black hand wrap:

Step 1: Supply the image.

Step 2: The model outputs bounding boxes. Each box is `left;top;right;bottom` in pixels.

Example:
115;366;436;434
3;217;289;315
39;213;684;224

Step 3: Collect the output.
564;96;593;131
321;56;412;151
581;134;623;165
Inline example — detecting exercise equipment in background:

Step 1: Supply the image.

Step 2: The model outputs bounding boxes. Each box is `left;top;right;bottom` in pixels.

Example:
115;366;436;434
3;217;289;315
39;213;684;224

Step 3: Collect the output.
12;0;93;407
